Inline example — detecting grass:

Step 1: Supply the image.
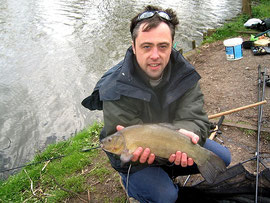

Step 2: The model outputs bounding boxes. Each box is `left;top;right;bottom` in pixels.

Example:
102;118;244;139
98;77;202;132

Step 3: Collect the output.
0;122;105;202
241;128;256;137
238;127;270;142
203;0;270;43
261;131;270;141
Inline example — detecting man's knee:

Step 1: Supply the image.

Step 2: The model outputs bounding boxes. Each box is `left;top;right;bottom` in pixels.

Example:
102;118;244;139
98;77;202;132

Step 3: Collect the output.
204;138;231;166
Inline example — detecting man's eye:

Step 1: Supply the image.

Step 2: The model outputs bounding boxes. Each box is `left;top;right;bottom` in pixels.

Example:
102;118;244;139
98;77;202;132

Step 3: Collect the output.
160;45;168;49
143;46;150;49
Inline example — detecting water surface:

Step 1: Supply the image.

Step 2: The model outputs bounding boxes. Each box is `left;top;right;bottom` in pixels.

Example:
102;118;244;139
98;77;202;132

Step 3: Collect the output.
0;0;242;177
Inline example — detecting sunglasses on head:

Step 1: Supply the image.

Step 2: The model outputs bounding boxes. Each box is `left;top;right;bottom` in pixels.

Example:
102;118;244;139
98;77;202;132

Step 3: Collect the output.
130;10;172;34
137;10;172;22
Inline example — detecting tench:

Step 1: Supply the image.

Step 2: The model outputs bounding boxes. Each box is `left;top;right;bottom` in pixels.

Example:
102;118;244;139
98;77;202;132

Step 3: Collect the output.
100;124;226;183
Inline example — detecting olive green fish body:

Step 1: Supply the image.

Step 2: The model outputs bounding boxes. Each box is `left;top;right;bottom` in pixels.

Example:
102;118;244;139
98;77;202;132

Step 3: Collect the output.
101;124;226;183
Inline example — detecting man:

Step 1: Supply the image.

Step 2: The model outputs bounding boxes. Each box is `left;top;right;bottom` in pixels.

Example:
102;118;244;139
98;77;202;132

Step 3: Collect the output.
82;5;231;202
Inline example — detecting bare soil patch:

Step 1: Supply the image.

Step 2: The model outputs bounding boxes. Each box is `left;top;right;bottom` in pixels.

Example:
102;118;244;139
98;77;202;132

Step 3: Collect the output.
190;39;270;174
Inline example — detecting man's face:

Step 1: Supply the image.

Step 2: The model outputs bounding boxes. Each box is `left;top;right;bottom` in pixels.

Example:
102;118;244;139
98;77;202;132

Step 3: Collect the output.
132;22;172;80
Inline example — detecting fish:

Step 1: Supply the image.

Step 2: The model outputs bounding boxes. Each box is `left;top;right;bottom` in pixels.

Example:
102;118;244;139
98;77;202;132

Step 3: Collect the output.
100;123;226;183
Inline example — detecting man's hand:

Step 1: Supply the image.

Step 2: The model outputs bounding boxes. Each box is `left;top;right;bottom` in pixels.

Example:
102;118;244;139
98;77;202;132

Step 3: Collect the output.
131;147;156;164
168;129;199;167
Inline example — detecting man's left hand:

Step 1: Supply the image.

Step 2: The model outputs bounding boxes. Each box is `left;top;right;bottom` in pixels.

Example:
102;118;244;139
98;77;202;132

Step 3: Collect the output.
168;129;199;167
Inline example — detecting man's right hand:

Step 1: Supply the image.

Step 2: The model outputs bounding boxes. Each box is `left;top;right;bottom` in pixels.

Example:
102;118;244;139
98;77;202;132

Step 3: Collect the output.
131;147;156;164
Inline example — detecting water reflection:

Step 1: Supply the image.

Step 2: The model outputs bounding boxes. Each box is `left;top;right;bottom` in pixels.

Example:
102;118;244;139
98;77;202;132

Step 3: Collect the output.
0;0;241;178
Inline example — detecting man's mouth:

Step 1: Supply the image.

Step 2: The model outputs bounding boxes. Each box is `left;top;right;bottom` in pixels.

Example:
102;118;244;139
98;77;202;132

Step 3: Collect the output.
149;64;160;70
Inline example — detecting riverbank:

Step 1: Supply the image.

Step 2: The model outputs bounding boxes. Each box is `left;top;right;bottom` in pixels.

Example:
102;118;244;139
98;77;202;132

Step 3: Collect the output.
1;1;270;202
0;122;125;202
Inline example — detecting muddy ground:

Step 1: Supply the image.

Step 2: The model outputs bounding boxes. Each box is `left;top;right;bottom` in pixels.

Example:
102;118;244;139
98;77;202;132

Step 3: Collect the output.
191;39;270;171
68;38;270;202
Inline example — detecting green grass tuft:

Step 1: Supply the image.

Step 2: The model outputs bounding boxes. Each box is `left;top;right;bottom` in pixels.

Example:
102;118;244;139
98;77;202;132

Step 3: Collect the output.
0;122;103;202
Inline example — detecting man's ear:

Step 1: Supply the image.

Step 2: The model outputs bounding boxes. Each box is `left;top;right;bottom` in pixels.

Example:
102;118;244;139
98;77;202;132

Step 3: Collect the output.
132;41;136;55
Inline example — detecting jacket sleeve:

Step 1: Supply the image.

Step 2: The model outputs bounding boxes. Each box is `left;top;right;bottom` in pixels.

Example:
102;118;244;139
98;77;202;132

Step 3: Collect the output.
172;82;210;146
102;96;143;136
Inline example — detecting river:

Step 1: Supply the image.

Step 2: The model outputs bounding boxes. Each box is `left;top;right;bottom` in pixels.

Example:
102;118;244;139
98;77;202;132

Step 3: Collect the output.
0;0;242;178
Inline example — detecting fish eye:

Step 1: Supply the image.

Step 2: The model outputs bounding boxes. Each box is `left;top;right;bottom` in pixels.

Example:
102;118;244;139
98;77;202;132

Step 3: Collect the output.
108;137;112;142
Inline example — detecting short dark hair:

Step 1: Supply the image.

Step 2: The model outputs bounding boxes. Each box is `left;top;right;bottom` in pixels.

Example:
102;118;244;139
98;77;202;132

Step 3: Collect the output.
130;5;179;42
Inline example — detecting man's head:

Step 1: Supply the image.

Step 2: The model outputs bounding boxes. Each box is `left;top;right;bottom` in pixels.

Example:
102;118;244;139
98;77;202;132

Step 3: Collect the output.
130;5;179;43
130;5;179;80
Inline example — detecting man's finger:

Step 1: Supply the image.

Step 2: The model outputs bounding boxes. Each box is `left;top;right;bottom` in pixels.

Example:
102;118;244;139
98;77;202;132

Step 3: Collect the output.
169;154;176;163
192;135;199;144
147;153;155;164
181;153;188;167
131;147;143;162
174;151;182;165
139;148;151;163
179;129;199;144
187;158;194;166
116;125;124;131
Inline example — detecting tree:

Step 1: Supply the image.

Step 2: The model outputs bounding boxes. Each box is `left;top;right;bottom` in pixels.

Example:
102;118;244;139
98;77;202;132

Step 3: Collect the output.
242;0;252;17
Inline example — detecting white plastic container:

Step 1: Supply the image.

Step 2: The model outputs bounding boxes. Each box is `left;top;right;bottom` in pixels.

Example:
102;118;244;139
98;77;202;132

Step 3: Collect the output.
223;38;243;60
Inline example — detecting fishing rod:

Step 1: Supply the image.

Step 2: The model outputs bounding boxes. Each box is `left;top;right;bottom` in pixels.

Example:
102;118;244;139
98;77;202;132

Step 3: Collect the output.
0;145;101;173
255;65;267;203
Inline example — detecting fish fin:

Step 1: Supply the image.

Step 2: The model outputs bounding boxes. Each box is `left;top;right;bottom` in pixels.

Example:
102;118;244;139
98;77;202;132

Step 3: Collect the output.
198;152;226;184
120;150;133;166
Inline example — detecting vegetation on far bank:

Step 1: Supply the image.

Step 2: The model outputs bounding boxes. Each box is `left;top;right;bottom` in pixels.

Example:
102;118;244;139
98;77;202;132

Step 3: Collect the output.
1;1;270;202
203;0;270;43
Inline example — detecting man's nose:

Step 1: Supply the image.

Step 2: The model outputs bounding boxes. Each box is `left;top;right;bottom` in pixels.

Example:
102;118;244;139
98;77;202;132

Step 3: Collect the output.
150;47;160;60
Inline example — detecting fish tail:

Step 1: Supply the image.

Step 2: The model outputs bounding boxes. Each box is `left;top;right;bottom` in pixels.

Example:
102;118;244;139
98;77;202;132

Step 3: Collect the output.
197;151;226;183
